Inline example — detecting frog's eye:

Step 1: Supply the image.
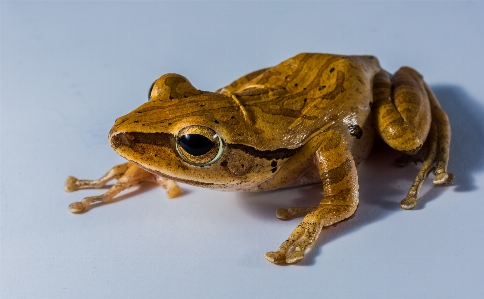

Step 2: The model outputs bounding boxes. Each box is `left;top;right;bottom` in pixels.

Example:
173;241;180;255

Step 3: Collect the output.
176;126;224;166
148;80;156;100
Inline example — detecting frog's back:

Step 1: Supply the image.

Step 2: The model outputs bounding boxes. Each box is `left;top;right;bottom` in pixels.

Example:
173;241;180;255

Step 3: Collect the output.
230;53;381;151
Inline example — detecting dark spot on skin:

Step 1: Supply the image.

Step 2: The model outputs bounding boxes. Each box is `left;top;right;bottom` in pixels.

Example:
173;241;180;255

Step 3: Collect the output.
369;101;373;109
137;111;143;113
241;164;244;168
271;167;277;173
231;116;236;119
294;83;298;87
271;160;277;167
330;68;335;73
214;120;219;124
169;95;174;100
134;120;139;123
142;124;146;126
348;125;363;139
220;161;228;167
168;123;172;125
183;95;188;98
304;98;307;102
319;85;326;91
200;104;205;107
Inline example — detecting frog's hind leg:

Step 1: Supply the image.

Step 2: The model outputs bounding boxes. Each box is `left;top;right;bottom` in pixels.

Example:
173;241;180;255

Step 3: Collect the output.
66;163;180;213
425;83;454;185
400;123;438;209
373;68;454;210
265;131;359;264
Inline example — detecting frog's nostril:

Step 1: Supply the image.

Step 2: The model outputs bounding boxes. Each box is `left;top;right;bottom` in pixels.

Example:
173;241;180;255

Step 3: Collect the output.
125;133;135;142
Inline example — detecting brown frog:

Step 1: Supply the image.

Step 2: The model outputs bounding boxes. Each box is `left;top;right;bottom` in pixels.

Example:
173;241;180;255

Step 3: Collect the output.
65;53;454;264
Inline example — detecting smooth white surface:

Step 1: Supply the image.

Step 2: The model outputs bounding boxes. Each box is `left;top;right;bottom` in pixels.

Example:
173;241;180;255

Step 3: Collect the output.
1;1;484;298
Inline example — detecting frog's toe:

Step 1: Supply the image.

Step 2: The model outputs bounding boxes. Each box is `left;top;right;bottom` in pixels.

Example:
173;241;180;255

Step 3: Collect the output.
276;208;291;220
165;180;181;198
64;176;80;192
433;172;454;186
264;251;286;264
68;201;86;213
276;206;317;221
286;250;305;264
400;196;417;210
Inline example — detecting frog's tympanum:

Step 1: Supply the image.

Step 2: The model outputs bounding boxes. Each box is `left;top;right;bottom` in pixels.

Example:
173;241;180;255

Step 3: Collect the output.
65;53;454;264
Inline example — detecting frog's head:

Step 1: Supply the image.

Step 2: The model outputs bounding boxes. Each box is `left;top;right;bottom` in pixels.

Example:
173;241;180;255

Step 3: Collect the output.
108;74;277;190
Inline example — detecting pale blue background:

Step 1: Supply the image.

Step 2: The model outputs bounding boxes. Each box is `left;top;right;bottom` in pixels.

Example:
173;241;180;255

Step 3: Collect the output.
1;1;484;298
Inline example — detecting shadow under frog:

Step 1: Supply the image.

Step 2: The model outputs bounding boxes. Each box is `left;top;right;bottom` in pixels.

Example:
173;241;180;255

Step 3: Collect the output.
236;84;484;265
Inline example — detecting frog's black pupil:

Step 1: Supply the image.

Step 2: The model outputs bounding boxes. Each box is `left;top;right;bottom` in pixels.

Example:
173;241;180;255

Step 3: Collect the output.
148;81;156;100
179;134;215;156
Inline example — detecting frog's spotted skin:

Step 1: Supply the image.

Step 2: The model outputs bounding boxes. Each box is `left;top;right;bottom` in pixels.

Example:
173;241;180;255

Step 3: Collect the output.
65;53;454;264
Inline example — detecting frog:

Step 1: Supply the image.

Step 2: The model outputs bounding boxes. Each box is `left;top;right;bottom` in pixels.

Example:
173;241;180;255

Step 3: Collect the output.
65;53;454;264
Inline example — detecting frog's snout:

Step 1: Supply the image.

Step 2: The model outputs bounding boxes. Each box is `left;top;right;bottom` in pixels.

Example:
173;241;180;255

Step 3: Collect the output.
109;131;174;151
109;132;135;149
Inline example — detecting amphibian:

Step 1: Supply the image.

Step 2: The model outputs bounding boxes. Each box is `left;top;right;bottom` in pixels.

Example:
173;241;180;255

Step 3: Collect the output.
65;53;454;264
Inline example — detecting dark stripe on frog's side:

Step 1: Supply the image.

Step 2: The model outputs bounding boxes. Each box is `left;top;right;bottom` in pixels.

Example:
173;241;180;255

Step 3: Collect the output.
227;144;299;160
111;132;300;161
244;54;345;101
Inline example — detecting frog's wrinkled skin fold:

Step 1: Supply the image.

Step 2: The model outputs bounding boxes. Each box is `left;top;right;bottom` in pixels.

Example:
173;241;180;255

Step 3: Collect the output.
65;53;454;264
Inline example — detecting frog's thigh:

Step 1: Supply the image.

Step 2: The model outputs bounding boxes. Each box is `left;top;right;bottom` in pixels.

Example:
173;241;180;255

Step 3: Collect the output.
373;68;431;154
265;131;358;264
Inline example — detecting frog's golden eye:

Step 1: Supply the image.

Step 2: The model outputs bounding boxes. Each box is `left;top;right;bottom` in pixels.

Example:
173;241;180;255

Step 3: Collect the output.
148;80;156;100
176;126;224;166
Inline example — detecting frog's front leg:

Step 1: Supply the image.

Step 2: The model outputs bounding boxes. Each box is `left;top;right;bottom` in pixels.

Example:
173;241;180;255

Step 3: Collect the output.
65;162;131;192
65;162;180;213
265;131;358;264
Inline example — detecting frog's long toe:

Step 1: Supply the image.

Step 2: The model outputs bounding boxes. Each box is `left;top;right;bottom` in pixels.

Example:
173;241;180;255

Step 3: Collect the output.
264;251;286;264
286;250;305;264
433;172;454;186
165;180;181;198
68;201;86;213
400;196;417;210
276;206;317;221
64;176;80;192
